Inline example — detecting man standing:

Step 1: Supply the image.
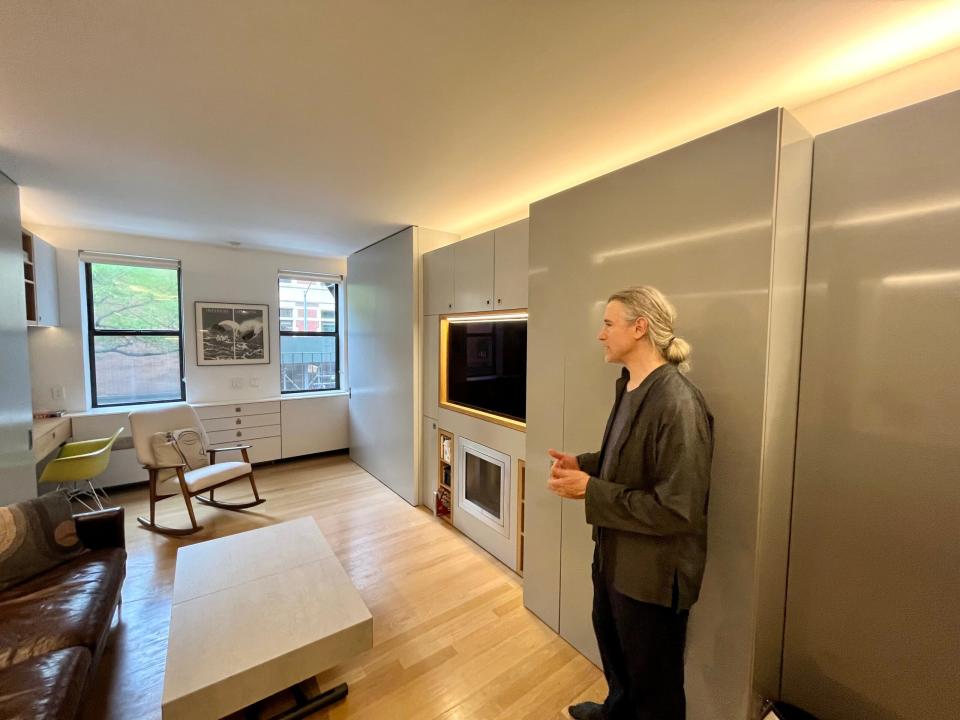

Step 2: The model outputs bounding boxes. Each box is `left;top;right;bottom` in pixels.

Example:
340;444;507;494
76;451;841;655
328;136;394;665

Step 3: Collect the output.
548;286;713;720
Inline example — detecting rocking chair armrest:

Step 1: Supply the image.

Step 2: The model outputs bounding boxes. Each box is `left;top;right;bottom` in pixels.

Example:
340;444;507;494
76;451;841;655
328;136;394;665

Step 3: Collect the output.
143;463;187;471
208;445;252;454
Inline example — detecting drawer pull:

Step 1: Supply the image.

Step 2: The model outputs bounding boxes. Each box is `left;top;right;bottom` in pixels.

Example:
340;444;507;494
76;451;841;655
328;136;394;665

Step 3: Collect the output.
236;431;243;437
235;407;242;413
236;418;242;425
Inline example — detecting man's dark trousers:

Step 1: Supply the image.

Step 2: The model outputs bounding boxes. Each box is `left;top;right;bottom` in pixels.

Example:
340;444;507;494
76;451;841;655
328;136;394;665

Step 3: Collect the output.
592;548;689;720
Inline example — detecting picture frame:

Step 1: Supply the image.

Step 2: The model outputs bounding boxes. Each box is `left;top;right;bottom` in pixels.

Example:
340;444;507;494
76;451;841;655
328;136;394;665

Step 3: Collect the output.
195;301;270;366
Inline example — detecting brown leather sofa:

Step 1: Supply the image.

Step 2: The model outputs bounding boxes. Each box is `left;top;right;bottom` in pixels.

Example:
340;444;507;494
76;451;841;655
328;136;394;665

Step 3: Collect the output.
0;507;126;719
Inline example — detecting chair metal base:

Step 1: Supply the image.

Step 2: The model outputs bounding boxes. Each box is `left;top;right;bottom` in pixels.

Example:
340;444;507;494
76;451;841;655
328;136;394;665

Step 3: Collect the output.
53;481;112;511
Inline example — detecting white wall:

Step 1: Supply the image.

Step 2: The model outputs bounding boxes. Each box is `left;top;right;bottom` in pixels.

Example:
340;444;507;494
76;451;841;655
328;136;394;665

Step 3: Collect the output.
25;225;346;412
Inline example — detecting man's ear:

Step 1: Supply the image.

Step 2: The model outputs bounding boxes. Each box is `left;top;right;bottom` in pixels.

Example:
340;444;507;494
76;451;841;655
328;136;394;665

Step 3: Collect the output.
634;317;648;339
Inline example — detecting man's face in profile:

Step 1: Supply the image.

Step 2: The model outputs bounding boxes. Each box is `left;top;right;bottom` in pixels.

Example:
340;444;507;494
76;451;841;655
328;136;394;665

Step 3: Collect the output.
598;300;640;364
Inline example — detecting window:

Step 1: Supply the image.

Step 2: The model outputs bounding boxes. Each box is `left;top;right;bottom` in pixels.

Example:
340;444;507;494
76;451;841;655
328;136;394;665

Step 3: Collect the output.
278;272;340;393
83;253;184;407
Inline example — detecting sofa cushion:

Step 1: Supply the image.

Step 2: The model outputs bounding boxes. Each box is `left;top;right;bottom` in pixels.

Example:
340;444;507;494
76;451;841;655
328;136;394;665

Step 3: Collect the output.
0;494;84;592
0;646;90;720
0;548;125;669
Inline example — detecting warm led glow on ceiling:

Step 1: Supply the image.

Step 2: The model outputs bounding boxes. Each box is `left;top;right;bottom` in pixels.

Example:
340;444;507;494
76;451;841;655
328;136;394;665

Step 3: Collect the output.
790;3;960;103
455;4;960;240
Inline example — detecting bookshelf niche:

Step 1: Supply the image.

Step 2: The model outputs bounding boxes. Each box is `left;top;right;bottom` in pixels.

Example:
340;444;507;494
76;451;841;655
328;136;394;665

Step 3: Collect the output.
436;428;454;524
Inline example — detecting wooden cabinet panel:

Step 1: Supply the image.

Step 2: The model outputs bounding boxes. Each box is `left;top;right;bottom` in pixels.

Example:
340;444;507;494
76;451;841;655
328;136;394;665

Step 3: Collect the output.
423;244;455;315
494;219;528;310
453;231;494;312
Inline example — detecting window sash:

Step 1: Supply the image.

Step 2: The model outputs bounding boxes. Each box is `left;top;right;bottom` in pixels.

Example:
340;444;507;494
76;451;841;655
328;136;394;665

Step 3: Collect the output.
279;277;340;393
85;262;185;408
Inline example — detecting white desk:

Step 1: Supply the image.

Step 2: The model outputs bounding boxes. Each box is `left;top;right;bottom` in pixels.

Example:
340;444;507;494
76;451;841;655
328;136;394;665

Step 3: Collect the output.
161;517;373;720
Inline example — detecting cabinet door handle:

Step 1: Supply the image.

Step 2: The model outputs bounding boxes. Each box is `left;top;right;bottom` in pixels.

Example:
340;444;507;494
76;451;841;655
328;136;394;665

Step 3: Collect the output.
497;298;502;304
485;299;490;304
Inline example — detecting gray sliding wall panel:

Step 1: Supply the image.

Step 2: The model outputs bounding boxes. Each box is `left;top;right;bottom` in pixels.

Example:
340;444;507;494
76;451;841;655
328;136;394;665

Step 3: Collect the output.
0;172;34;505
525;109;812;719
783;91;960;719
348;227;420;505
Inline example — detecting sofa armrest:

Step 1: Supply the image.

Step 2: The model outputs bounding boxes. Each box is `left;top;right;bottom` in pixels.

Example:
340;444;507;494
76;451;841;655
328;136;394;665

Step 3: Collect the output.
74;507;125;550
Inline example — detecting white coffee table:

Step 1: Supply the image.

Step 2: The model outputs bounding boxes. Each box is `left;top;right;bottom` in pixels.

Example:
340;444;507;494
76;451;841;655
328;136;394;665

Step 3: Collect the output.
161;517;373;720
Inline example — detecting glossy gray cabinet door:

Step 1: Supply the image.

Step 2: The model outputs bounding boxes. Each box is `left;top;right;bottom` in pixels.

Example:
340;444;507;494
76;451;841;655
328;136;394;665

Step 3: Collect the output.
347;228;419;505
783;90;960;719
526;109;812;719
0;171;35;504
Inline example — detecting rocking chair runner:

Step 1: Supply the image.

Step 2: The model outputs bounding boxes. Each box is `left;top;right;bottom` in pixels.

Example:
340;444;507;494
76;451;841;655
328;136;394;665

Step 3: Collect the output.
128;403;265;536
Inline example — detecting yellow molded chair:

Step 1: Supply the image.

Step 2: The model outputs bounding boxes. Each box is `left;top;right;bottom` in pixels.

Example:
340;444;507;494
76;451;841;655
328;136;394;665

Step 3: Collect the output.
38;427;124;511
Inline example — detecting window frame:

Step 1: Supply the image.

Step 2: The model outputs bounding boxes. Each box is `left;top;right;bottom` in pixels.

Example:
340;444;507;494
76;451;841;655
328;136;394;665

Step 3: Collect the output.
84;261;186;408
278;275;341;394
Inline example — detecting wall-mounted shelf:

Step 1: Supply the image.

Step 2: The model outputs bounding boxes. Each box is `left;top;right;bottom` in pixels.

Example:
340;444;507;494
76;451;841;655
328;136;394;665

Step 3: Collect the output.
436;428;454;524
21;229;59;326
22;231;37;323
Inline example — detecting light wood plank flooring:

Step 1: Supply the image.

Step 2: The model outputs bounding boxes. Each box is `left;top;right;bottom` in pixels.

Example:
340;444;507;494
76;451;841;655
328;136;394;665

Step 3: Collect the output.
82;454;604;719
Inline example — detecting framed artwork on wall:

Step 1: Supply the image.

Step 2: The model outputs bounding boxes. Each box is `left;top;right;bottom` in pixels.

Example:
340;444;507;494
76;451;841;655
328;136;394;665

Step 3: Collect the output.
194;301;270;366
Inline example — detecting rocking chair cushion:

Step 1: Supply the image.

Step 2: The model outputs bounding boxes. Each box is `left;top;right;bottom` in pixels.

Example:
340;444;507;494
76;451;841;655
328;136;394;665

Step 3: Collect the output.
150;428;210;481
157;461;252;495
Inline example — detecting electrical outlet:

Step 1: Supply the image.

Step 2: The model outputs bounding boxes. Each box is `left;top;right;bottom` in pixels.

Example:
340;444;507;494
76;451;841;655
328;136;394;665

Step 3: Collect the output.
51;385;65;402
231;377;244;389
248;377;260;388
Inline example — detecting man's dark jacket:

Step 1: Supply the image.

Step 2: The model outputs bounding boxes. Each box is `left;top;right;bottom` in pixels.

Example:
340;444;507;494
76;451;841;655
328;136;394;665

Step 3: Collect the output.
578;363;713;610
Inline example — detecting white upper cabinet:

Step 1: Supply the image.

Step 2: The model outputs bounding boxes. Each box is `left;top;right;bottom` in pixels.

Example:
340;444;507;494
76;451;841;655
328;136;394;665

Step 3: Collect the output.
33;235;59;327
494;218;529;310
423;244;455;315
422;315;440;418
453;230;494;312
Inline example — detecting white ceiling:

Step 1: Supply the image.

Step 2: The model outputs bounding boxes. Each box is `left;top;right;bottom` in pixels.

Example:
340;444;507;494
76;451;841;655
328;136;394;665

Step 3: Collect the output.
1;1;959;257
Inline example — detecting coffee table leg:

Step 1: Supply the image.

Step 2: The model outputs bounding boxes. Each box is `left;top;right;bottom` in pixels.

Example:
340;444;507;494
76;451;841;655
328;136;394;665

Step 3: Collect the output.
264;682;349;720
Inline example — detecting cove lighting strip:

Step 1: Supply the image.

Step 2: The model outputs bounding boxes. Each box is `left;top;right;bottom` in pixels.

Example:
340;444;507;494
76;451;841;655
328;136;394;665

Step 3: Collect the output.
447;312;528;324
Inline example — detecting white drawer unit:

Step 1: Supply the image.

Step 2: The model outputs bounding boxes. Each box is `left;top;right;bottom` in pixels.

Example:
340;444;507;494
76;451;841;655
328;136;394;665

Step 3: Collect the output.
195;401;281;420
202;413;282;432
196;401;282;463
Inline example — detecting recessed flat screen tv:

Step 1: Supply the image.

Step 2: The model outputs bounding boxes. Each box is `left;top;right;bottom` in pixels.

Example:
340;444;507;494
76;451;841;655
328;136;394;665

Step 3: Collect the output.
445;319;526;423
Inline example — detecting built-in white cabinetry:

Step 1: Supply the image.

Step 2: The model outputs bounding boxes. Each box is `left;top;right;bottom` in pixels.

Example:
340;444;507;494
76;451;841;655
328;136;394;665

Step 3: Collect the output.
423;243;455;314
421;416;438;509
281;394;349;458
494;219;529;310
195;401;282;464
453;230;494;312
422;220;529;316
22;231;60;327
422;316;439;418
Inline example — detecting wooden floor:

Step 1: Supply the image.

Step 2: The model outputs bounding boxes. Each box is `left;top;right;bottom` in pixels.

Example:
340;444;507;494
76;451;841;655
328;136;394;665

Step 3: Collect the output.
82;454;605;719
